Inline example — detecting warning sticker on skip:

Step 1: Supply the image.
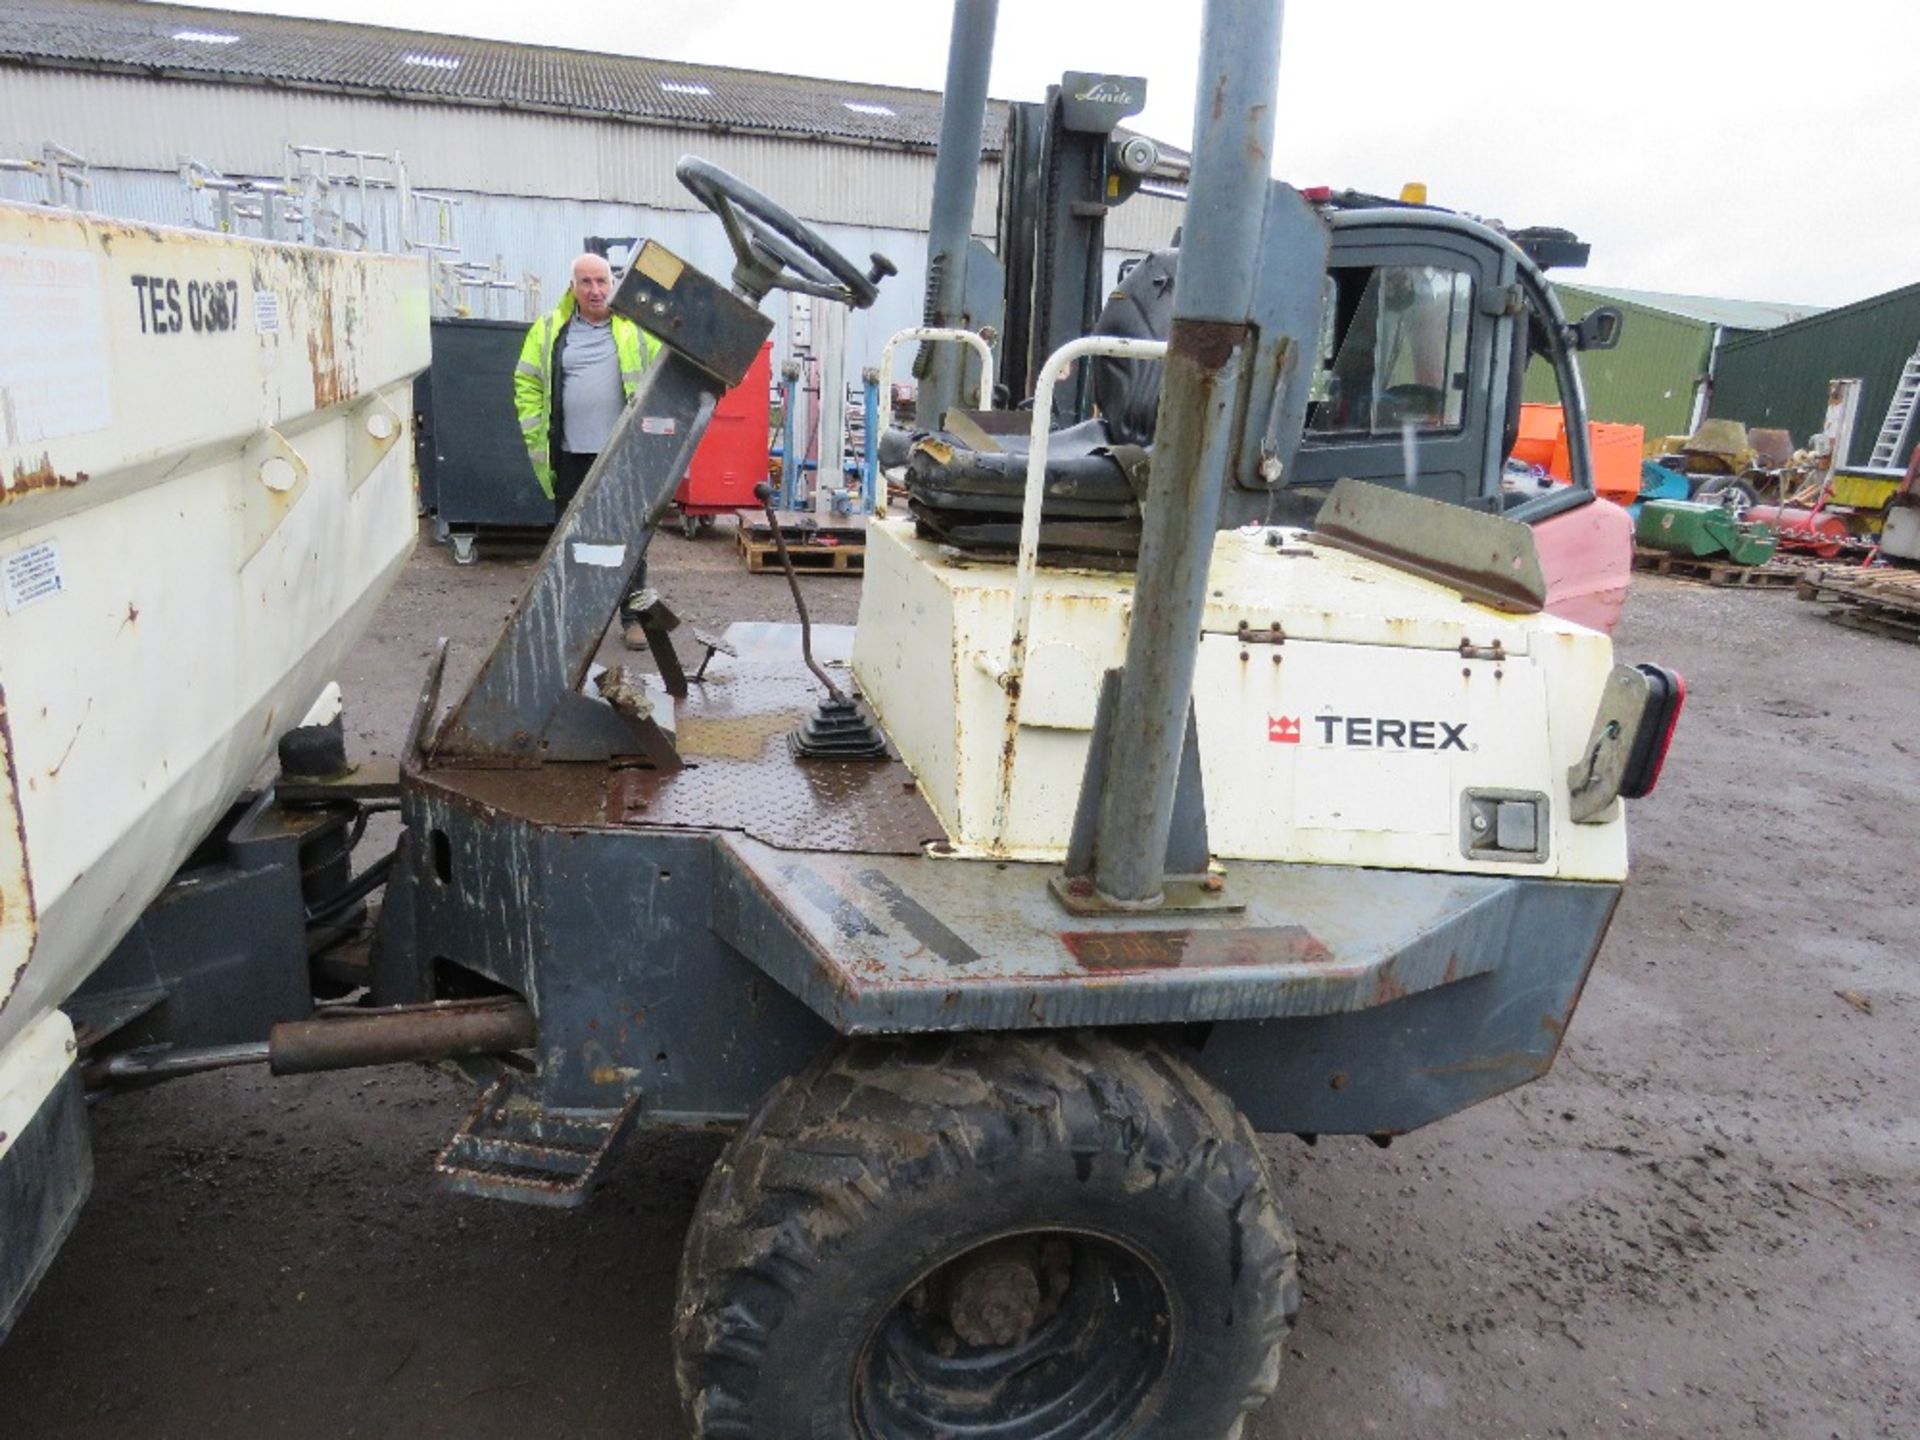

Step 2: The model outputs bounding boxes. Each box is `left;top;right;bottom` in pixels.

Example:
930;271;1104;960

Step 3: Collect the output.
639;417;677;435
4;538;67;613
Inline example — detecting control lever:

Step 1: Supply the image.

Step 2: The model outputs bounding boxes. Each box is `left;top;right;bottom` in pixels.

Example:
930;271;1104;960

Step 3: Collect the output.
753;483;888;759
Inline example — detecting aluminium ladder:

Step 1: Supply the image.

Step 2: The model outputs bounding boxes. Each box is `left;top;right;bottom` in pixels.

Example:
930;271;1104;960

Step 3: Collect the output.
1867;344;1920;470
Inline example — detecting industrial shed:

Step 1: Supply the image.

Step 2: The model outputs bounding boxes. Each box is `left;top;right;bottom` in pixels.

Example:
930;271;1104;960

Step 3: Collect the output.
1524;284;1822;440
1708;282;1920;468
0;0;1189;370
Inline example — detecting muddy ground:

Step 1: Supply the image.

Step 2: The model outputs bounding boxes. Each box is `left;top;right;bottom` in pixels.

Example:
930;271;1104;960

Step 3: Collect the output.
3;524;1915;1438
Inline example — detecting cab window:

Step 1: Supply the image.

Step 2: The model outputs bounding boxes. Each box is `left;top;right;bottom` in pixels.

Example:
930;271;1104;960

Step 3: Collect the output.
1306;265;1474;436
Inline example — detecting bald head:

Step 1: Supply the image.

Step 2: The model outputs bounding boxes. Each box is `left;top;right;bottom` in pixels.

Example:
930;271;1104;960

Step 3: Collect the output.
570;253;614;323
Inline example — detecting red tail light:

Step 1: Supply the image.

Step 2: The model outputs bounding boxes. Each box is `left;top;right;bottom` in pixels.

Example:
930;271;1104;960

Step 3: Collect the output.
1620;665;1684;799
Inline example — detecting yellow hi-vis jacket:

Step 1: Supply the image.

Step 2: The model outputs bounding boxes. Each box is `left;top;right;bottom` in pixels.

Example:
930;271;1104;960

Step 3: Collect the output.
513;291;663;498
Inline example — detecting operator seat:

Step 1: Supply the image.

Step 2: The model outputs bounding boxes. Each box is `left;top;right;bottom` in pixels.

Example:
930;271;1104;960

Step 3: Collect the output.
883;249;1181;567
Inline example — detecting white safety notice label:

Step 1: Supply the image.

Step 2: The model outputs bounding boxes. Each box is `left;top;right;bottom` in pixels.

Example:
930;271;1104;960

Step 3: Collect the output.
639;417;677;436
0;246;112;445
253;291;281;334
4;539;67;613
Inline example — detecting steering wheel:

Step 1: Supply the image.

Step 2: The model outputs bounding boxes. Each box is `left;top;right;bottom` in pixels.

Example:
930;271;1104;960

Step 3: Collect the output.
677;158;894;309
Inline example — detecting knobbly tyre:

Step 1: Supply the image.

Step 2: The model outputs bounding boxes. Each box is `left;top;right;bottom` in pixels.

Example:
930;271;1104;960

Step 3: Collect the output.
4;1;1686;1436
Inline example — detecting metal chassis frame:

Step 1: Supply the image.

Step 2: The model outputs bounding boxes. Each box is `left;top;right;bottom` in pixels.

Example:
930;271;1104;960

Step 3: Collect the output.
381;750;1620;1135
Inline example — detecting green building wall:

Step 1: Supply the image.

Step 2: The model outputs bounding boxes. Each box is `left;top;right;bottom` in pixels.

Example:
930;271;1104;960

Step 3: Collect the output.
1708;284;1920;468
1523;284;1715;439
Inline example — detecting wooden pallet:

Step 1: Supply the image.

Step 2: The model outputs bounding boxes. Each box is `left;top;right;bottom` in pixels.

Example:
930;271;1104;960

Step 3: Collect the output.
737;527;864;574
1795;565;1920;642
1631;547;1802;588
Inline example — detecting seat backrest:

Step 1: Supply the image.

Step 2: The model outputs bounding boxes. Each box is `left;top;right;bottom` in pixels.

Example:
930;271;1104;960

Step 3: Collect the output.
1089;251;1178;446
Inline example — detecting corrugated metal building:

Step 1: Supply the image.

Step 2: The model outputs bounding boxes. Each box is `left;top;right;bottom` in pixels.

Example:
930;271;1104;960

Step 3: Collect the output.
0;0;1189;371
1708;283;1920;468
1524;284;1823;439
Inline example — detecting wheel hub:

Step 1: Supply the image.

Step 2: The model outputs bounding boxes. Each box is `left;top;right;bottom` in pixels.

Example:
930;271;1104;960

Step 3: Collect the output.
947;1243;1043;1347
860;1232;1162;1437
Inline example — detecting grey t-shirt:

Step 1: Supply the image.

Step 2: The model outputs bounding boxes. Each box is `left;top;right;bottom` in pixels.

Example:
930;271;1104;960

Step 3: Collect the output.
559;315;625;454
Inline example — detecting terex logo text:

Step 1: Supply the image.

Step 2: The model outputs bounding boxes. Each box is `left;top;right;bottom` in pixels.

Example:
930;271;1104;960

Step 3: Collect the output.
1267;714;1469;751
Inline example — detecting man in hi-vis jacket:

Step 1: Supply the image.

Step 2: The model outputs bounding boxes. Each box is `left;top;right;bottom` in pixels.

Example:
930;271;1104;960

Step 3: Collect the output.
514;251;664;644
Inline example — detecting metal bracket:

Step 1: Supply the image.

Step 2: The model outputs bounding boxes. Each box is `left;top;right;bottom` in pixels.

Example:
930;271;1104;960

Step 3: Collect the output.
1056;669;1241;914
1477;283;1525;317
237;425;310;566
1567;664;1653;823
545;686;681;769
346;391;403;493
275;756;403;805
1312;477;1547;614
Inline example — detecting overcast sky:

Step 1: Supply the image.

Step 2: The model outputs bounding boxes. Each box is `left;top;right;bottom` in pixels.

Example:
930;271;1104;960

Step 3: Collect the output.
181;0;1914;308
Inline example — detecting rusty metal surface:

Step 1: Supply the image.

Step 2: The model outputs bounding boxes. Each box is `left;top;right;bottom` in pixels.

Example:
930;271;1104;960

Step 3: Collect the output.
712;831;1601;1033
422;622;945;854
610;667;943;853
2;454;88;507
434;1074;640;1210
273;756;403;806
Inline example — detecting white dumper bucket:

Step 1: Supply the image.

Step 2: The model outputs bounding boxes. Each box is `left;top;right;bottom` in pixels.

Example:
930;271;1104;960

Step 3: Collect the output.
0;204;429;1336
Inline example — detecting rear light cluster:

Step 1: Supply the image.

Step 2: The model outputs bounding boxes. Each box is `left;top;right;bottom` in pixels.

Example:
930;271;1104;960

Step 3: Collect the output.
1620;664;1684;799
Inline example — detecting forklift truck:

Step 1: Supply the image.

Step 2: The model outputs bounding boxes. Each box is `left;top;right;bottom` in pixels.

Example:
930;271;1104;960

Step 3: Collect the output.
47;2;1683;1435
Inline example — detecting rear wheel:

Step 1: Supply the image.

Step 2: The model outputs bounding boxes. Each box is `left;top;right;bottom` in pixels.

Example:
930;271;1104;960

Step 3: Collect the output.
674;1031;1298;1440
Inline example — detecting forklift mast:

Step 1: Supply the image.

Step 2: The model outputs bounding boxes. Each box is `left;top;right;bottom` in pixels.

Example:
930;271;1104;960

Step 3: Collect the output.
994;73;1161;424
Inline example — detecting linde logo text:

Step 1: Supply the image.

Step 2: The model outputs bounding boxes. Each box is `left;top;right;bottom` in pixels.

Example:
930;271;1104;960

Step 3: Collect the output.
1268;715;1469;750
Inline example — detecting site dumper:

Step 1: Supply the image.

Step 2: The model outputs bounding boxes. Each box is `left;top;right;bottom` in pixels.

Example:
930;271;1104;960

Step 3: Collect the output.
16;3;1687;1436
375;22;1676;1435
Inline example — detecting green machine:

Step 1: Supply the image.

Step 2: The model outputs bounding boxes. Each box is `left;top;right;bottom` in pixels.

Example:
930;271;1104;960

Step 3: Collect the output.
1637;499;1779;566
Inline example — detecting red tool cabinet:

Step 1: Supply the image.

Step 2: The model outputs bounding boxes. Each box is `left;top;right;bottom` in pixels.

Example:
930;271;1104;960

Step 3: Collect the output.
673;340;772;534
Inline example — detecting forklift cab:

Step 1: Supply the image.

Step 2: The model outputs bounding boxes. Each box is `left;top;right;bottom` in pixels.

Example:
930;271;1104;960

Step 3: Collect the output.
1294;214;1523;509
1086;205;1615;520
1295;207;1620;522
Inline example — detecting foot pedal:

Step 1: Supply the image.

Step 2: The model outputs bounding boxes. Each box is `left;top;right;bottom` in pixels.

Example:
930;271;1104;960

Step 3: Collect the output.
436;1076;639;1209
790;697;889;759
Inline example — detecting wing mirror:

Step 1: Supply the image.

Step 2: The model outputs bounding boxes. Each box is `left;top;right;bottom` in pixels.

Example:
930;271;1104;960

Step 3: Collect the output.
1571;306;1624;351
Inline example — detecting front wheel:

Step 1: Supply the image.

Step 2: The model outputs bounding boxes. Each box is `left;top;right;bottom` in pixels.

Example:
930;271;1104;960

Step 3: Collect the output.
674;1031;1298;1440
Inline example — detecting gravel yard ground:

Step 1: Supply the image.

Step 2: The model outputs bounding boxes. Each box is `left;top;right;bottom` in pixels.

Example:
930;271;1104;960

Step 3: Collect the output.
4;523;1914;1439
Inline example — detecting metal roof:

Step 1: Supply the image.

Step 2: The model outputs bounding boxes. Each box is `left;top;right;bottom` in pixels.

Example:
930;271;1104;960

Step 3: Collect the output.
1572;284;1824;333
0;0;1187;169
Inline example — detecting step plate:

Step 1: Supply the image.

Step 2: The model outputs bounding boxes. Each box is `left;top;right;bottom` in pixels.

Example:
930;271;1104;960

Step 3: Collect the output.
436;1076;639;1209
